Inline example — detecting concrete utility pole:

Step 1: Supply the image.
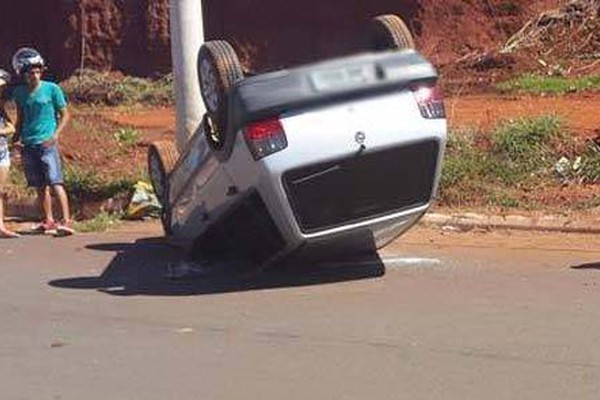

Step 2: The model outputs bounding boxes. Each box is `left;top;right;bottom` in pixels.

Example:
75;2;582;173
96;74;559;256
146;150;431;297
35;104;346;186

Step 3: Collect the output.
170;0;205;152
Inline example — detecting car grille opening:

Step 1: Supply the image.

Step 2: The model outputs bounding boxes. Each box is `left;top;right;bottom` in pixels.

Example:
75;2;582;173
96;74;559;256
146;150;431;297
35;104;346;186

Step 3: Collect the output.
282;139;440;233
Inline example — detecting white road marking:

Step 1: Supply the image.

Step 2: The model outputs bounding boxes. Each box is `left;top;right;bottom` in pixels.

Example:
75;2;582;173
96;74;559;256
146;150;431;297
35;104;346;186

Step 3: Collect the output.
317;257;442;269
381;257;442;269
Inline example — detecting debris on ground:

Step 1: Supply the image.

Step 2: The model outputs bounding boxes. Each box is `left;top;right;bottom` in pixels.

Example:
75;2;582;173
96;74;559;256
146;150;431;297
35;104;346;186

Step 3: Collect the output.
124;181;161;220
554;155;583;184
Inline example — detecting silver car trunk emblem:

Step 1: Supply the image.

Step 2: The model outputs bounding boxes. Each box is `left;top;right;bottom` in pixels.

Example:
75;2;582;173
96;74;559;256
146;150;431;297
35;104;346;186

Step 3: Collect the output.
355;131;366;145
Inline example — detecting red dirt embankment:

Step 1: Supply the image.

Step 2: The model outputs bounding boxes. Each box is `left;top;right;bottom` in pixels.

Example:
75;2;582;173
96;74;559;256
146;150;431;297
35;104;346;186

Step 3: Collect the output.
419;0;562;65
211;0;564;78
2;0;569;81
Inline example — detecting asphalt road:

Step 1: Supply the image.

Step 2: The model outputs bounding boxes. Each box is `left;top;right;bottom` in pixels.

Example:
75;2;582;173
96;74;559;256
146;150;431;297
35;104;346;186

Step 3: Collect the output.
1;223;600;399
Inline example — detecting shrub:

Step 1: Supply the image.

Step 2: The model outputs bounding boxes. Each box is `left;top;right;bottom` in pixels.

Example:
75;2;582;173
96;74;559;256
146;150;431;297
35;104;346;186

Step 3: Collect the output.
63;165;139;200
578;141;600;183
439;115;570;207
489;115;564;182
61;69;174;106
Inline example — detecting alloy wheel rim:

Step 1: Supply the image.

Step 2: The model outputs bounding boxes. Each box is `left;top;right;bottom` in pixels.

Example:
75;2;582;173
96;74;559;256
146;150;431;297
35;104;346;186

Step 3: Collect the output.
200;59;219;113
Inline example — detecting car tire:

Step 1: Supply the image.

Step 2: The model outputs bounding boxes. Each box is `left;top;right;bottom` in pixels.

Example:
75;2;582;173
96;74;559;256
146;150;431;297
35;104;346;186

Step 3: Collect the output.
197;40;244;139
148;140;179;235
370;14;415;51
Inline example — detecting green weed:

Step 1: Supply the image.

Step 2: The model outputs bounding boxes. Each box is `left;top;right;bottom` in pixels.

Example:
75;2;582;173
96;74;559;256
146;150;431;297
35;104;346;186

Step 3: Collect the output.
8;166;28;188
440;128;485;187
113;127;140;149
572;194;600;211
63;165;139;199
489;115;564;183
63;166;103;198
74;211;121;233
486;192;520;208
439;115;572;206
439;128;496;206
496;74;600;95
578;141;600;183
492;115;563;158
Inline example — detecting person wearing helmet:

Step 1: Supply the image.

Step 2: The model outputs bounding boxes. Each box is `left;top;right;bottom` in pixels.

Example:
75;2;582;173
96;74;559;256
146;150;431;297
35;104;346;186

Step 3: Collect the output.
0;69;20;238
9;48;75;236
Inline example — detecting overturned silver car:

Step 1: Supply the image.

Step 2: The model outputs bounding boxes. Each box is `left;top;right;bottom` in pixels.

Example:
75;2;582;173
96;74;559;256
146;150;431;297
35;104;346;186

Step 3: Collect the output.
148;15;447;270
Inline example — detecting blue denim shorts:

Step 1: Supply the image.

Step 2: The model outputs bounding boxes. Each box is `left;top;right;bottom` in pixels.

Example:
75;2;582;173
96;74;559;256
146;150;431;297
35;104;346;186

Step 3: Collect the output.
22;143;64;187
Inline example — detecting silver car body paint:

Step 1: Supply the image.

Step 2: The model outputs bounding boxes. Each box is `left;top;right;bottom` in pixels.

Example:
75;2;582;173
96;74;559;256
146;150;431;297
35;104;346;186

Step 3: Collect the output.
164;50;447;266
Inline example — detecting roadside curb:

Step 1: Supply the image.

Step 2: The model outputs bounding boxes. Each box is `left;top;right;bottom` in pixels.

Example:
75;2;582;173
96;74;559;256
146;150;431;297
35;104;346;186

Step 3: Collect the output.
7;196;600;235
421;212;600;234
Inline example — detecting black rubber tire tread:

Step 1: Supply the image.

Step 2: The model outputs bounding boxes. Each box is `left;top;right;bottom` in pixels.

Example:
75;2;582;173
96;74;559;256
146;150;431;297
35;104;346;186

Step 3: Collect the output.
197;40;243;133
370;14;415;51
147;140;179;236
147;140;179;204
153;140;179;175
160;206;173;236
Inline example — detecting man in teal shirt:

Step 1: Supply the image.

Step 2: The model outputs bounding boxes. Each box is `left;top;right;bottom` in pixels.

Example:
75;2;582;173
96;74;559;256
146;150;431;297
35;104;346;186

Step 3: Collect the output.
11;48;74;236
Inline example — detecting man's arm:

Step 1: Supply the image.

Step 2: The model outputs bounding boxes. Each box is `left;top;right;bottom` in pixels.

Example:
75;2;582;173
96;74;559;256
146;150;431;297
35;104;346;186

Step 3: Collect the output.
54;106;69;140
11;105;22;145
51;84;69;143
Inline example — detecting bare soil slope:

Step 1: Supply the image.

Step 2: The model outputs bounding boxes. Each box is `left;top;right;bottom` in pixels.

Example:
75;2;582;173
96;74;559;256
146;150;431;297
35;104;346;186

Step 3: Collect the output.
1;0;572;81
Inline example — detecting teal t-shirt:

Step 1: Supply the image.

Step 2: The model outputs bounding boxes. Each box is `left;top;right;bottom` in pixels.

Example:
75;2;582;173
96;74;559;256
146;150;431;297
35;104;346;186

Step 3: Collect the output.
11;81;67;146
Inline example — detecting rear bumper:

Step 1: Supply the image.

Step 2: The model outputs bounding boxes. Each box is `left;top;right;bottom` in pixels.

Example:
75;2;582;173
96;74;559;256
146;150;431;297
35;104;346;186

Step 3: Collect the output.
292;206;427;260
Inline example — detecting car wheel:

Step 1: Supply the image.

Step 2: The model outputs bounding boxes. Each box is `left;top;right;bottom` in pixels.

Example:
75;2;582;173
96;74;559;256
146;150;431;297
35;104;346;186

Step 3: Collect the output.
160;205;173;236
147;140;179;235
370;14;415;51
197;40;244;136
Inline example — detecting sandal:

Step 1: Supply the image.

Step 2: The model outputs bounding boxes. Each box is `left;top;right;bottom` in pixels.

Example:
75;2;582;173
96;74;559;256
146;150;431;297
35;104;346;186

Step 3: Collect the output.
29;221;57;235
55;221;76;237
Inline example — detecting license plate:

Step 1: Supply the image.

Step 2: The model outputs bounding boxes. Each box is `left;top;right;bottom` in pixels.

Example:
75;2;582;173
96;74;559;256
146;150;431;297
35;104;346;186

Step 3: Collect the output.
311;64;378;92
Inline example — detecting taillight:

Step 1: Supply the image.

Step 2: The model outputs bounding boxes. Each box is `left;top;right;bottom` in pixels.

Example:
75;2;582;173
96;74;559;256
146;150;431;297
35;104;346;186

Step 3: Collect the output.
243;117;288;160
412;84;445;119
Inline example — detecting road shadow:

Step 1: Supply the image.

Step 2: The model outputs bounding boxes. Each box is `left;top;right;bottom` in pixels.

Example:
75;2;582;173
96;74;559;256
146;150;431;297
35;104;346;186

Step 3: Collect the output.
571;262;600;271
48;237;385;296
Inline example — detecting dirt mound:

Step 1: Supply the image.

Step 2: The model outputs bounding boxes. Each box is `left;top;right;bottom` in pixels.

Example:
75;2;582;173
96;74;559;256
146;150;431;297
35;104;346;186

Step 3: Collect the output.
415;0;569;90
210;0;560;72
501;0;600;75
423;0;600;91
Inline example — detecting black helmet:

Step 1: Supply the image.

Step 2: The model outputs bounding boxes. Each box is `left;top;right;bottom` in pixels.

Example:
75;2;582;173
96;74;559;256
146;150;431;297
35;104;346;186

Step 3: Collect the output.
12;47;45;75
0;69;10;85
